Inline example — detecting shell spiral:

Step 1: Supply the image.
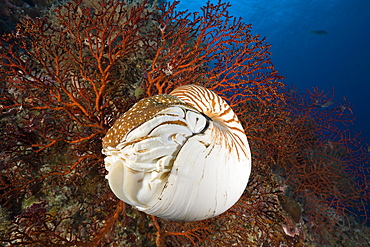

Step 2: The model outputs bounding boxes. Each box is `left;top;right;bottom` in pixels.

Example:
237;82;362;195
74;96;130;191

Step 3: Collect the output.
102;84;251;221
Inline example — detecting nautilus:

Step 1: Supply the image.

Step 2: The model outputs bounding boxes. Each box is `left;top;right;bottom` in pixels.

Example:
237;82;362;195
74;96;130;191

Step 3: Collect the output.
102;84;251;221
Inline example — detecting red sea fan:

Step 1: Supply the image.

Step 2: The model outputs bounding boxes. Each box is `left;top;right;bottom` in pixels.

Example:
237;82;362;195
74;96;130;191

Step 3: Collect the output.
278;87;370;242
0;0;369;246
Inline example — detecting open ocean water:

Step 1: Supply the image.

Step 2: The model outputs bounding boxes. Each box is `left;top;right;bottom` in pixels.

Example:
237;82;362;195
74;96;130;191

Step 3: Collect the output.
171;0;370;149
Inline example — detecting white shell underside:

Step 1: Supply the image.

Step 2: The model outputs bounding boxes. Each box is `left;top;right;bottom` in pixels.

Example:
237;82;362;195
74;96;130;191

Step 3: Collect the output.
141;124;250;221
103;85;251;221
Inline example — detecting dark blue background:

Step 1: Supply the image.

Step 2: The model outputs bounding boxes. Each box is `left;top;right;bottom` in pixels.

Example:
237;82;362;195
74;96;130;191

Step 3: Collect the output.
170;0;370;149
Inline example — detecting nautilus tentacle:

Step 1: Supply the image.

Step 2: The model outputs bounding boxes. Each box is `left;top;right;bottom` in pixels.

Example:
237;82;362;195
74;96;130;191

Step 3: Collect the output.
102;84;251;221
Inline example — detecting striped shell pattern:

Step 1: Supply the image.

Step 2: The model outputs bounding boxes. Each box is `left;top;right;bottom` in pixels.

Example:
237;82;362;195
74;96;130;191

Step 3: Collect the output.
102;85;251;221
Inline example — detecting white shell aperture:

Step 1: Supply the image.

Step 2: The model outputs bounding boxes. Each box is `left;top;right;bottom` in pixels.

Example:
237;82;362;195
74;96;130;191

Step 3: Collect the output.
102;85;251;221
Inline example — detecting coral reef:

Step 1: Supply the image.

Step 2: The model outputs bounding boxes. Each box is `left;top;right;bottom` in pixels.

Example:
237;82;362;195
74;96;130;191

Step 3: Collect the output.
0;0;369;246
0;0;52;35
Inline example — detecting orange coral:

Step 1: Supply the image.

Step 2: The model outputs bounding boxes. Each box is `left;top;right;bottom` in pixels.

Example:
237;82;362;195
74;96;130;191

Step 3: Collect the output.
277;87;370;242
0;0;369;246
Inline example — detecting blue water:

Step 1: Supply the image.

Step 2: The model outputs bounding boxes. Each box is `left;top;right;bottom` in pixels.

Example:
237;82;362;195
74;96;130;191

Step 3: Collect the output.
170;0;370;148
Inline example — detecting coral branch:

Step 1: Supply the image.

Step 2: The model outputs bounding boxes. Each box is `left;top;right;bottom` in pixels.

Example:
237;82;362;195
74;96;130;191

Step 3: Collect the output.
0;0;368;246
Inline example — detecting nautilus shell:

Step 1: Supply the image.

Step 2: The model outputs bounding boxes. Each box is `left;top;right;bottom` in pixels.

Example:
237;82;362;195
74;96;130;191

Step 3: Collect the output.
102;85;251;221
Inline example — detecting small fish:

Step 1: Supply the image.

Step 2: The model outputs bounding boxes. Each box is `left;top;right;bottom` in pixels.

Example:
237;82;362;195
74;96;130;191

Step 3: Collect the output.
310;30;328;35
